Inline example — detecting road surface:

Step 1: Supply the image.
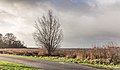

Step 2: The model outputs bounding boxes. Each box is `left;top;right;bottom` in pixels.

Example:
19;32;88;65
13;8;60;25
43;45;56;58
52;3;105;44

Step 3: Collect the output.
0;54;114;70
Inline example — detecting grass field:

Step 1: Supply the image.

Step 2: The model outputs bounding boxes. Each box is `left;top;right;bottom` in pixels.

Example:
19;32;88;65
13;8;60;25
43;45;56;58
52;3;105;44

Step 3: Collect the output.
0;61;40;70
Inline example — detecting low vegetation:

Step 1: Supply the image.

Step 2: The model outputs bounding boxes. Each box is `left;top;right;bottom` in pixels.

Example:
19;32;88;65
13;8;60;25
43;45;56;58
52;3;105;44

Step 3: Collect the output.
0;42;120;69
32;56;120;69
3;54;120;69
0;61;39;70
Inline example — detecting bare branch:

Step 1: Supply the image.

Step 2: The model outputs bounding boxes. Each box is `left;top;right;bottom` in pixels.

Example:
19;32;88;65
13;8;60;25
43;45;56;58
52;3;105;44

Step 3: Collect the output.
33;10;63;55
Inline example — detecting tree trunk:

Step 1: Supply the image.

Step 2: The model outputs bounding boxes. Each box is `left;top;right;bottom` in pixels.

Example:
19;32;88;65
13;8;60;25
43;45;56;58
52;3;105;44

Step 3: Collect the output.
48;50;51;56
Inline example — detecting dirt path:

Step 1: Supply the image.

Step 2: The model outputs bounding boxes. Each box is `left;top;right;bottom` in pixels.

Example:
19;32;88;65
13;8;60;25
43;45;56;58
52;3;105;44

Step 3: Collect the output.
0;54;112;70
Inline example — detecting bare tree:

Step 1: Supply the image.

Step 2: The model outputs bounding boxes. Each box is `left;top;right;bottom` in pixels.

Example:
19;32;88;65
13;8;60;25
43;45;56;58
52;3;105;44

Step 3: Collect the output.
0;33;4;48
3;33;16;47
34;10;63;55
0;33;3;40
2;33;25;48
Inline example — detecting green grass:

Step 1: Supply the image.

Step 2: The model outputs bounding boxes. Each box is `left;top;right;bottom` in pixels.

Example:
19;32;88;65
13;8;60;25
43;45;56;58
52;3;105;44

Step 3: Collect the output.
2;54;120;69
34;56;120;69
0;61;40;70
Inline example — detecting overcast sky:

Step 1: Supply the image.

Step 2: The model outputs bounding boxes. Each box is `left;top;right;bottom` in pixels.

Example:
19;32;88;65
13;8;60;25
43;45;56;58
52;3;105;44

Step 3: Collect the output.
0;0;120;48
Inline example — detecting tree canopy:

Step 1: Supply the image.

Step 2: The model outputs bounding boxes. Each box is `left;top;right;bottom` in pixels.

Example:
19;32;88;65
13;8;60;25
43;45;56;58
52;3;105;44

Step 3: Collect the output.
34;10;63;55
0;33;26;48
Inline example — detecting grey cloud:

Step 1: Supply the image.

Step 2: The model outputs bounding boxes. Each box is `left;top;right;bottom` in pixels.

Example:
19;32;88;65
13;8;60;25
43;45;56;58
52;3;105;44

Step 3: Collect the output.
0;0;119;48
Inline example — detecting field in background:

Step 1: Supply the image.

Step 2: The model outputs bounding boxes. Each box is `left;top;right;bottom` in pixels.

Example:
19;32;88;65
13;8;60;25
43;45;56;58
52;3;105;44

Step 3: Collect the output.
0;48;89;57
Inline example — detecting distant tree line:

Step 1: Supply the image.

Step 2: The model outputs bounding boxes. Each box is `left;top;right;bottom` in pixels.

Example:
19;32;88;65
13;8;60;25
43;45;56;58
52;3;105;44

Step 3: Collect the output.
0;33;26;48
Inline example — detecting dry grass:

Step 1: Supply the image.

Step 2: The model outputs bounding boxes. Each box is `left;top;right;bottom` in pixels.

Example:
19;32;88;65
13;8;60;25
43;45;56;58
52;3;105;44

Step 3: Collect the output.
0;42;120;64
0;48;46;56
76;42;120;64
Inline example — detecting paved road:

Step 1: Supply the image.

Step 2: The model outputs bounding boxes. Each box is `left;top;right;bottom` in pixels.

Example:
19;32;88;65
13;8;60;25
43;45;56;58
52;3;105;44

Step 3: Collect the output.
0;54;113;70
